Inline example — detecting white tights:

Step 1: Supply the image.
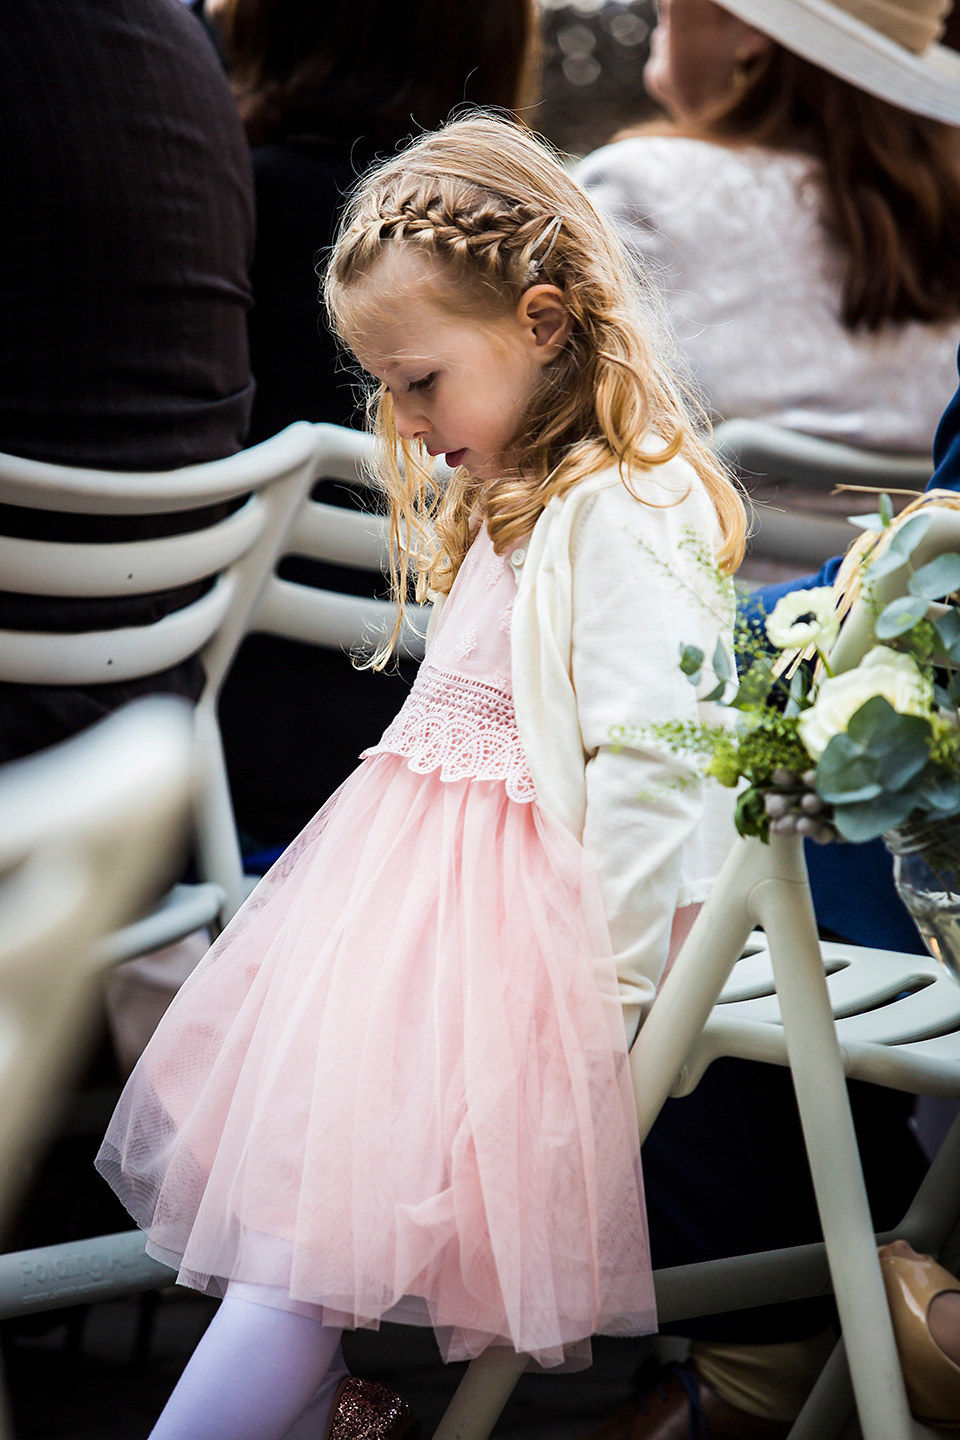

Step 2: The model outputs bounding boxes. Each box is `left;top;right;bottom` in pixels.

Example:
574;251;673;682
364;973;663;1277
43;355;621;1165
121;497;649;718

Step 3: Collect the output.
149;1285;349;1440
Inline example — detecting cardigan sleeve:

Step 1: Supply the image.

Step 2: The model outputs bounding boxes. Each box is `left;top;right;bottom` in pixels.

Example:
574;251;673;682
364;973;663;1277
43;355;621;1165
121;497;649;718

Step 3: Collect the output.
570;474;735;1039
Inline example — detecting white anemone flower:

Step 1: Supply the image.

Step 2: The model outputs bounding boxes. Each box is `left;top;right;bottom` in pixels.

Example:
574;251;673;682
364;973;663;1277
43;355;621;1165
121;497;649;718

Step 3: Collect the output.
798;646;933;760
765;588;840;653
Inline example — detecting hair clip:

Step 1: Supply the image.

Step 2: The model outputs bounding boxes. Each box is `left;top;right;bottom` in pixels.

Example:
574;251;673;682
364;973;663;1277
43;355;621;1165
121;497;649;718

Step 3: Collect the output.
523;215;563;286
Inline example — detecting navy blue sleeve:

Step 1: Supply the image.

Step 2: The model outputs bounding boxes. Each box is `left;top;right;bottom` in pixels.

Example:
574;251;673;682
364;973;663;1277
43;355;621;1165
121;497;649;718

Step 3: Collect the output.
740;556;844;637
931;353;960;489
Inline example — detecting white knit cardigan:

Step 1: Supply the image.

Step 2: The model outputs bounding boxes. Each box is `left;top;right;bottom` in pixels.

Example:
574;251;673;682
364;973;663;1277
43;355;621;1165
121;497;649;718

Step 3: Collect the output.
430;458;736;1036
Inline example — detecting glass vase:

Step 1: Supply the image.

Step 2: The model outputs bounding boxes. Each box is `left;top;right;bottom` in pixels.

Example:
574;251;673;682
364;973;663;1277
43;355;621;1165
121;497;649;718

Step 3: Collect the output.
885;814;960;984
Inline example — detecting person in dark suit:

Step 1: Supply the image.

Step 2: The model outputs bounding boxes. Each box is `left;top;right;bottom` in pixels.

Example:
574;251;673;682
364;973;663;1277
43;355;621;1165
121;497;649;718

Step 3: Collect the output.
211;0;540;847
0;0;255;764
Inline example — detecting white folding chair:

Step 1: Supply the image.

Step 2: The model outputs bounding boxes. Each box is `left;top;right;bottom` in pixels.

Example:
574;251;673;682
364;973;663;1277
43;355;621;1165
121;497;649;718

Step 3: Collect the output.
714;418;934;569
0;423;336;936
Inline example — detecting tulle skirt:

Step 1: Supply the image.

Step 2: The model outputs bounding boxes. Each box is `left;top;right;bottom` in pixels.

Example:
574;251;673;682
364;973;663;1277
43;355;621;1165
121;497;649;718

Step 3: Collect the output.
97;754;656;1366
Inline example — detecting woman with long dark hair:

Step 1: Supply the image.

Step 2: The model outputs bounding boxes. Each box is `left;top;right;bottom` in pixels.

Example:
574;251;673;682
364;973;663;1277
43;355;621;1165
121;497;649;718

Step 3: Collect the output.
576;0;960;452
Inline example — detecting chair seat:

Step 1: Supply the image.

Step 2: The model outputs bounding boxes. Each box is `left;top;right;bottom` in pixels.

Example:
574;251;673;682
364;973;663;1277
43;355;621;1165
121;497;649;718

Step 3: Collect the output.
677;934;960;1101
94;881;225;967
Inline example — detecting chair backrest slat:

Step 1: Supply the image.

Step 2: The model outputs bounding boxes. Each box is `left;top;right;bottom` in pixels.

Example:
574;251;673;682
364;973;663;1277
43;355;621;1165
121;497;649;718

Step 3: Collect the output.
713;418;933;491
713;418;934;567
0;421;320;514
254;575;428;661
288;500;389;573
0;573;236;686
0;494;266;598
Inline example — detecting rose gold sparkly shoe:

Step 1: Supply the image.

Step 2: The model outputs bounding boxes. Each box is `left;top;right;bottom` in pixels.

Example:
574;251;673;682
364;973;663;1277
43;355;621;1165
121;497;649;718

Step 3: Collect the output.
322;1377;421;1440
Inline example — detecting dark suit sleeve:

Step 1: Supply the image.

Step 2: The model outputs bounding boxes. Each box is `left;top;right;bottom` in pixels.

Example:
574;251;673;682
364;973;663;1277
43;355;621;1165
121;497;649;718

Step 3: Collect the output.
931;349;960;489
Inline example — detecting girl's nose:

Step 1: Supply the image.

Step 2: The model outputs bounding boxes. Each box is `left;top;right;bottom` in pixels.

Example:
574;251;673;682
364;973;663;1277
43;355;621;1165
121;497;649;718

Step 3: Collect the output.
393;398;427;443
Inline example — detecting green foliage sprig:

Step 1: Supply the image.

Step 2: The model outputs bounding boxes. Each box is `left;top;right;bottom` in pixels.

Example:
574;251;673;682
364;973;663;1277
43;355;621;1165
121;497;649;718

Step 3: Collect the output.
619;498;960;845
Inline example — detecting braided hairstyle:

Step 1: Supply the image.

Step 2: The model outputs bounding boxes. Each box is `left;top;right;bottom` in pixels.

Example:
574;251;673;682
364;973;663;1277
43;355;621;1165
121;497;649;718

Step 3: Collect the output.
325;114;745;666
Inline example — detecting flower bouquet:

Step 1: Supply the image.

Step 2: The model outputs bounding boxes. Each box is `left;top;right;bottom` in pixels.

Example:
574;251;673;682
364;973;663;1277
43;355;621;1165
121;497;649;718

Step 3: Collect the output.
625;492;960;977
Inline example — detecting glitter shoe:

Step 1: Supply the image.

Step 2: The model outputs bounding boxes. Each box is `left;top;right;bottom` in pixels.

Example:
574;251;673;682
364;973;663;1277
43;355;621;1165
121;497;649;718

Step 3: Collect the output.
323;1377;421;1440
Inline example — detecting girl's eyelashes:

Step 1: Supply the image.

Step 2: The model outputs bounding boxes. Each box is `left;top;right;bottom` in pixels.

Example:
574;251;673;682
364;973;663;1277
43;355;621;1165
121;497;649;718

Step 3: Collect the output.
408;372;437;393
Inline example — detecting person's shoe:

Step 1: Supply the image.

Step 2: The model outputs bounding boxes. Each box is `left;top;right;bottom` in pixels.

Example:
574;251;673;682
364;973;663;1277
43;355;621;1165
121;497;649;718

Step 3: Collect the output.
578;1362;792;1440
323;1377;421;1440
879;1242;960;1429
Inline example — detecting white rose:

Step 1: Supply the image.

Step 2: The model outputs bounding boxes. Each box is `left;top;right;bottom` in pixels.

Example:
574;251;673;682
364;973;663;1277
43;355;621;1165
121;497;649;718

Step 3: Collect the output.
765;588;840;652
798;646;932;760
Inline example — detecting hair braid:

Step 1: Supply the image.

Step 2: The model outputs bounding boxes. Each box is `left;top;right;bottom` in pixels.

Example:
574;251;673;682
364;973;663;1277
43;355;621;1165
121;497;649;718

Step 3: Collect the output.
339;180;559;298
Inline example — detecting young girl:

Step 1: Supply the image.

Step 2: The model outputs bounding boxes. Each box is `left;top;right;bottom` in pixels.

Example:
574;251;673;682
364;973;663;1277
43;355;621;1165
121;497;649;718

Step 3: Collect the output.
97;114;745;1440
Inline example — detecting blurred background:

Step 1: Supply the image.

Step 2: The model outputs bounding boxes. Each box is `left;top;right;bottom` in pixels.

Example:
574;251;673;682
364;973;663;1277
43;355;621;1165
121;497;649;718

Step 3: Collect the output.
533;0;657;154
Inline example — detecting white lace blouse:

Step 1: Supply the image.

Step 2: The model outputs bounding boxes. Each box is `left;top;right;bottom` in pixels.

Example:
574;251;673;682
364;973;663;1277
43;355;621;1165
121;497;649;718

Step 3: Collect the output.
574;135;960;453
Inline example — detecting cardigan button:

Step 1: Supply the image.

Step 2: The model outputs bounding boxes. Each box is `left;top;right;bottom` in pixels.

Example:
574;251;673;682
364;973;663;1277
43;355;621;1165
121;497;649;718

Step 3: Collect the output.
510;547;527;567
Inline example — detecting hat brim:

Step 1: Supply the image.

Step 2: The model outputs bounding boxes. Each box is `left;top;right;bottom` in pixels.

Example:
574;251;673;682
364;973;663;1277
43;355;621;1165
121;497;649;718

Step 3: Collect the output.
717;0;960;125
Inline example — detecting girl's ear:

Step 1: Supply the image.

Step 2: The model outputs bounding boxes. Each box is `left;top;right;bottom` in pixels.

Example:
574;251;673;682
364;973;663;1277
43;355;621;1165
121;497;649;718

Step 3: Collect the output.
517;284;572;364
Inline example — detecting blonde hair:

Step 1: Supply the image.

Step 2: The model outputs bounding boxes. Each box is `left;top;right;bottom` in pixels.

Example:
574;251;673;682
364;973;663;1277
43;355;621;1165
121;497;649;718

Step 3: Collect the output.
324;113;746;665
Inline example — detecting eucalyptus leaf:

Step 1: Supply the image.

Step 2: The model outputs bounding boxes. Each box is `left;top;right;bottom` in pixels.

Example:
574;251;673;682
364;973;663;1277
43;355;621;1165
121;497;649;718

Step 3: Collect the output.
879;493;894;526
702;680;726;703
845;696;931;792
815;733;882;804
729;661;775;710
875;594;928;638
734;786;767;840
789;667;810;703
917;771;960;815
935;682;953;710
712;639;732;684
680;644;703;684
908;553;960;601
865;512;933;581
878;734;931;792
935;608;960;661
832;791;916;844
848;514;886;532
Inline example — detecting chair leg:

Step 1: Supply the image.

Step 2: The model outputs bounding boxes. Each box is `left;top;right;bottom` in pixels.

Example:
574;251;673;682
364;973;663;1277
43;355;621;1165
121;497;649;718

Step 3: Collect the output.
759;836;913;1440
788;1339;855;1440
192;701;245;924
431;1349;528;1440
631;836;758;1142
895;1105;960;1259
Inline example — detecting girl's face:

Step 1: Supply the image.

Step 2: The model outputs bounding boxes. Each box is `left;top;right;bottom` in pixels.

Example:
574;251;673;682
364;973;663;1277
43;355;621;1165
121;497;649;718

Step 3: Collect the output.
644;0;771;122
346;250;570;482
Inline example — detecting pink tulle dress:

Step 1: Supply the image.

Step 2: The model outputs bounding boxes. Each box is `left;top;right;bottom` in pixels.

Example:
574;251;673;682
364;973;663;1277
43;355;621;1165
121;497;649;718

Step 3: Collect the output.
97;526;656;1368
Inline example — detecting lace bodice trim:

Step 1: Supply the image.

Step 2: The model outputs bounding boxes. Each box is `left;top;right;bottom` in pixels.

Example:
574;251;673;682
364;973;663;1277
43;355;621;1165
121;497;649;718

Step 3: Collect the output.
363;663;536;804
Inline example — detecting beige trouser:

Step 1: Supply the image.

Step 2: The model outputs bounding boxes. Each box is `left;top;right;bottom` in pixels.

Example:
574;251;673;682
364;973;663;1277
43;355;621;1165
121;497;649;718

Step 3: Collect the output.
691;1329;837;1422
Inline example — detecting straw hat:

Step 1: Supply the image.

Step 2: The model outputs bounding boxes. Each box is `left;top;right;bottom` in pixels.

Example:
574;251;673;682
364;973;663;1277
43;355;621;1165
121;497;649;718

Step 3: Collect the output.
717;0;960;123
